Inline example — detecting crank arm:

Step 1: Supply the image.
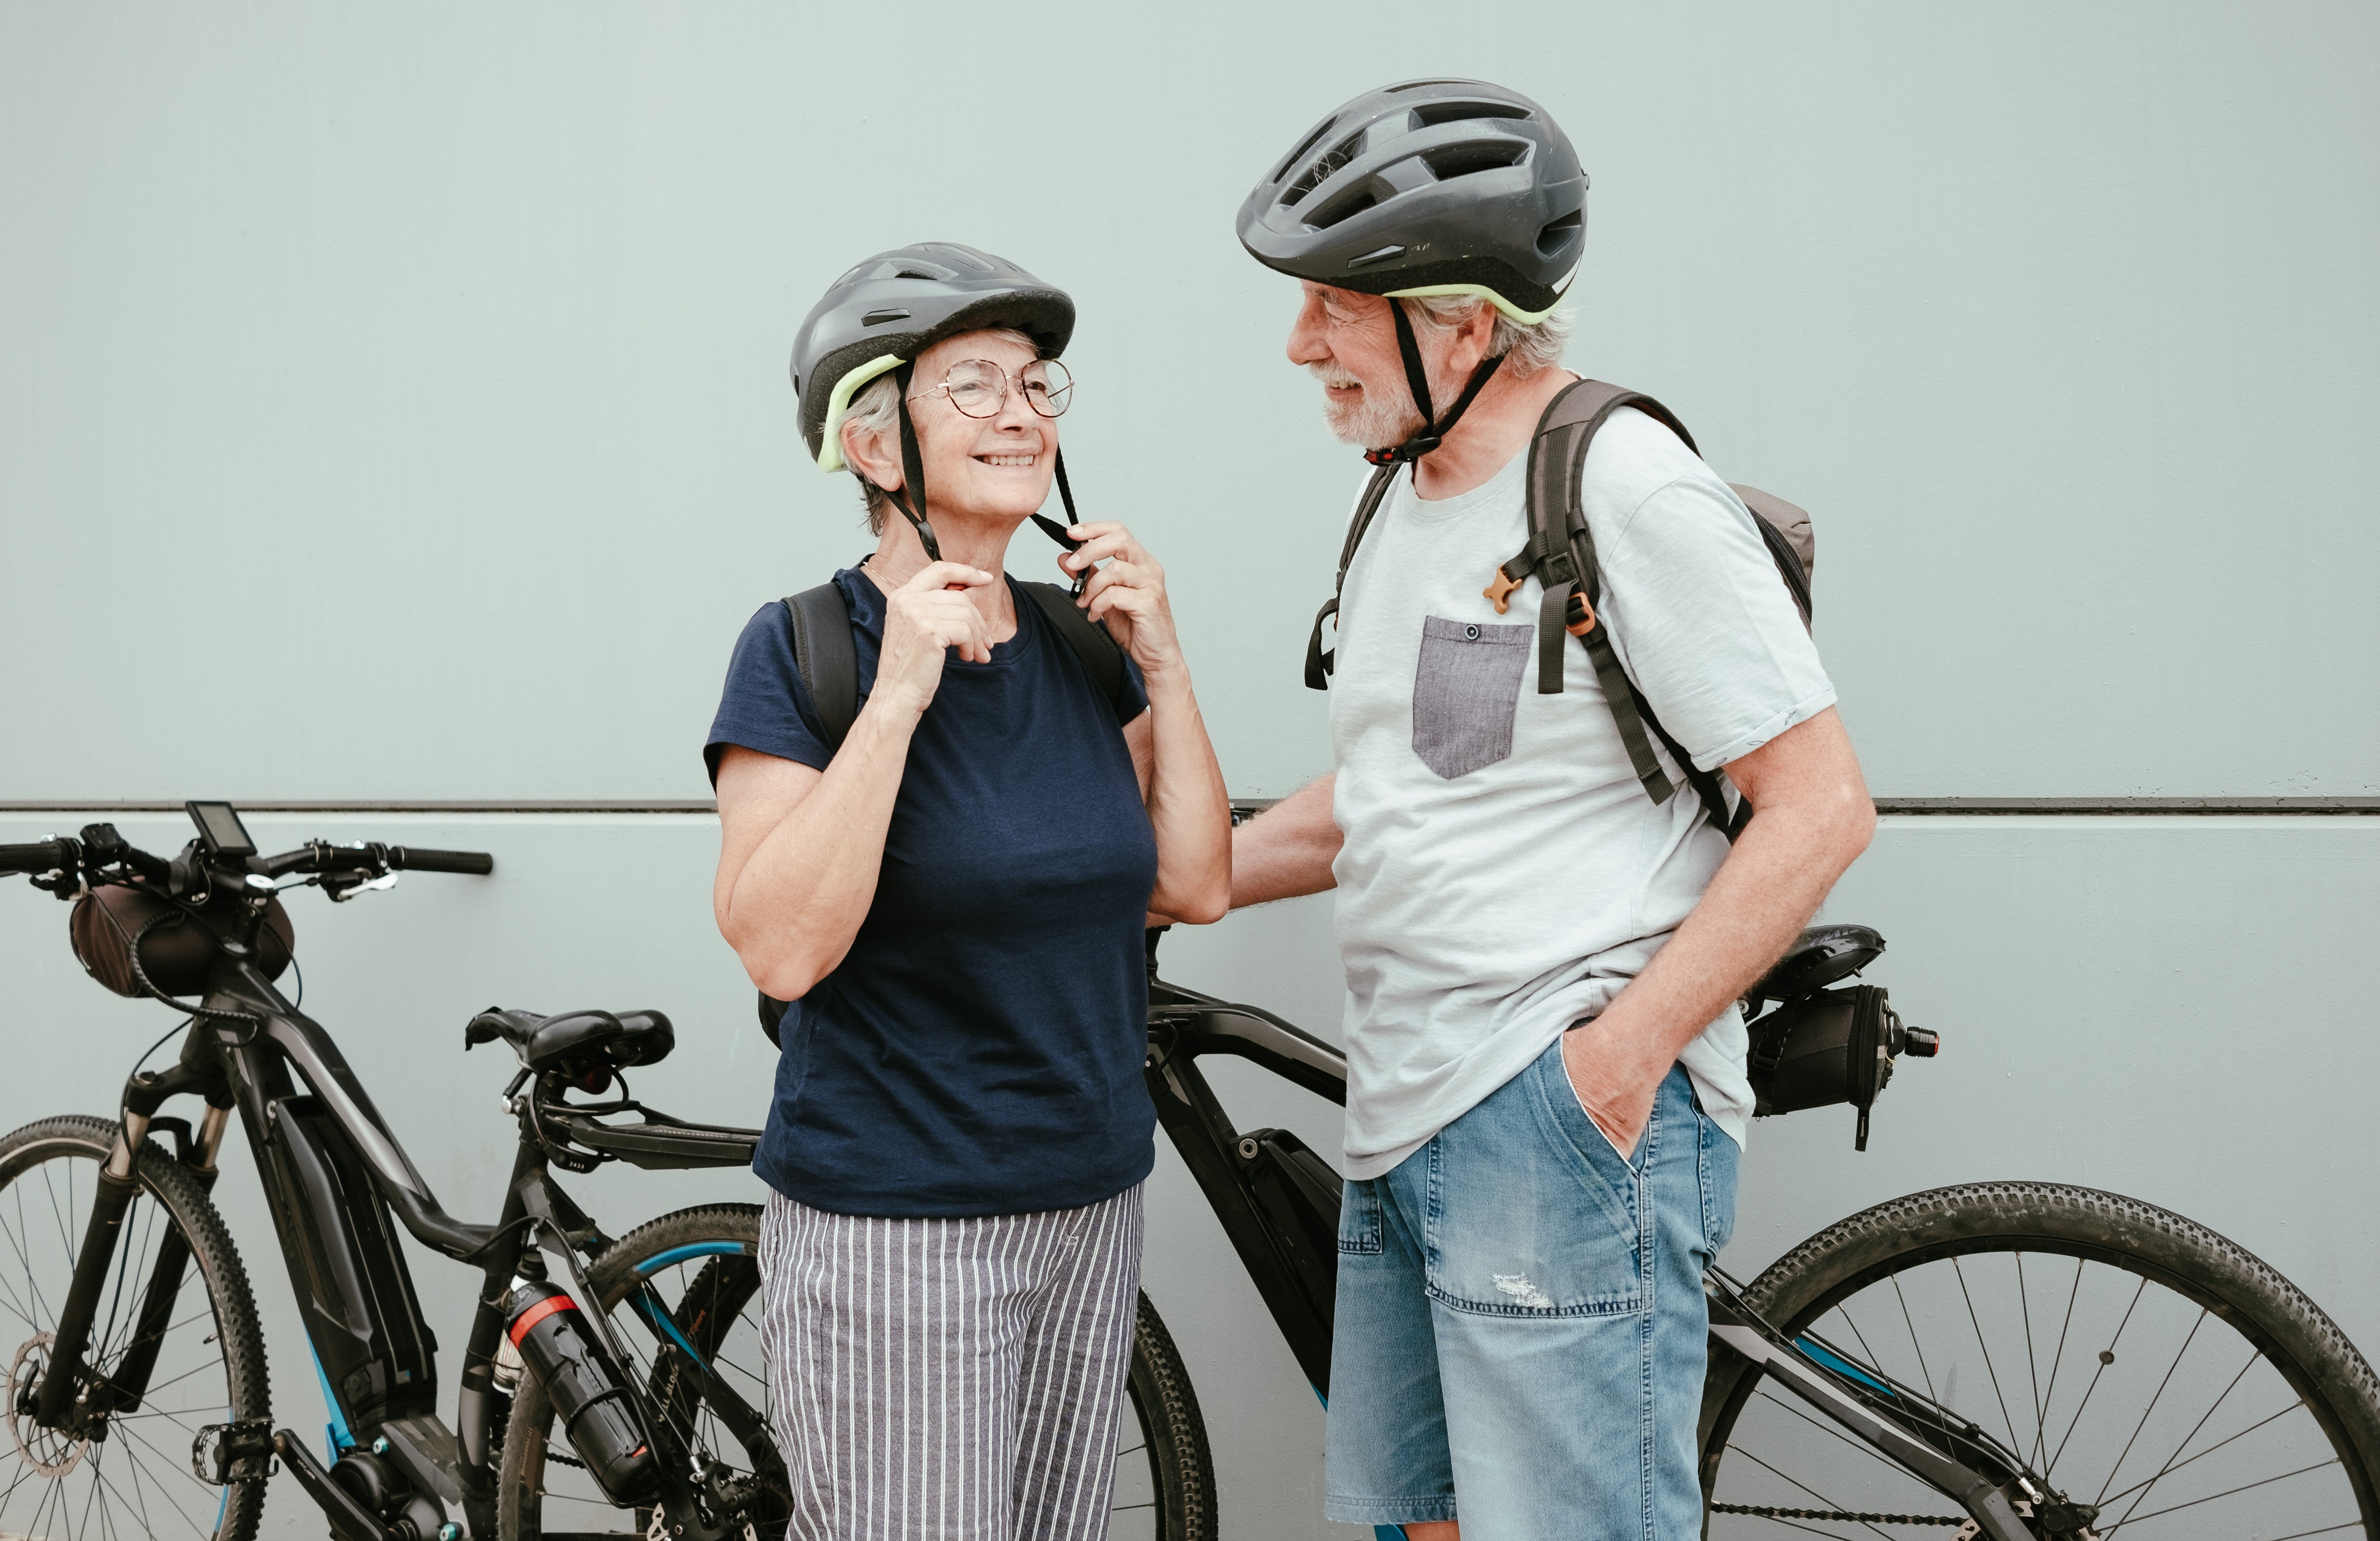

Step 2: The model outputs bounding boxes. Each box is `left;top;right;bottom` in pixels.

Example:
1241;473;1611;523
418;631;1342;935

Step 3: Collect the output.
1708;1295;2033;1541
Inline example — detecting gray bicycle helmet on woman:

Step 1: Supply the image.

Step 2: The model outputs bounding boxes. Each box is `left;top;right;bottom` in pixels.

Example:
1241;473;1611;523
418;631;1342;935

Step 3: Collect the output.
1236;79;1587;466
790;242;1083;563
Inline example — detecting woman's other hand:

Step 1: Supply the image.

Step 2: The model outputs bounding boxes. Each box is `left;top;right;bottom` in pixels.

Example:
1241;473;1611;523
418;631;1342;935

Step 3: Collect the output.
1062;523;1183;682
876;562;997;716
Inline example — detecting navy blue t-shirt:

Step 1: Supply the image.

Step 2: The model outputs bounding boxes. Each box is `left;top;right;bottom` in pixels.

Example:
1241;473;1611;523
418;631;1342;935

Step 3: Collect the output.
705;564;1158;1218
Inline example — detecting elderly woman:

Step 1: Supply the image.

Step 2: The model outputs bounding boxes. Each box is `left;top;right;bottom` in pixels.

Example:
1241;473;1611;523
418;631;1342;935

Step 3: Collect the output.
704;243;1229;1539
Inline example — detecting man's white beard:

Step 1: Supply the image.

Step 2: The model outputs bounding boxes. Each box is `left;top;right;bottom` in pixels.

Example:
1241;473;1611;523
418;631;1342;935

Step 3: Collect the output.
1308;361;1427;450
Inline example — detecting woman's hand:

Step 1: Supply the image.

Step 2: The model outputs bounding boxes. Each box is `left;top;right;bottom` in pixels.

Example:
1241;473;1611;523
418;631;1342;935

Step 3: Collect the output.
1062;522;1184;681
874;562;996;717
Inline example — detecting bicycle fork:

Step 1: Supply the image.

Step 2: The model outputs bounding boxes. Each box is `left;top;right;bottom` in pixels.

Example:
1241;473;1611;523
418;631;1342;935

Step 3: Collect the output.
23;1069;233;1438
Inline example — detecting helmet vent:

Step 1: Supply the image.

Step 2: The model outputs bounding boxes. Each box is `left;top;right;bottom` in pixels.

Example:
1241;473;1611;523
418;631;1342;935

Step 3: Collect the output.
1421;142;1528;181
1412;100;1531;128
1385;78;1475;93
1271;117;1339;186
1535;209;1583;255
1282;130;1367;208
1306;186;1379;231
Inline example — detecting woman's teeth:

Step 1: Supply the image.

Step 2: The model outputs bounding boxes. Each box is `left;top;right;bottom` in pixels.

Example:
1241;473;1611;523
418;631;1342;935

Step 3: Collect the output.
976;454;1037;467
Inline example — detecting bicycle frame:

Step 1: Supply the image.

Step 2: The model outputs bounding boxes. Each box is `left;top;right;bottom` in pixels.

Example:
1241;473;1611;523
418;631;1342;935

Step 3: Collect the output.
1142;957;2047;1541
37;940;762;1541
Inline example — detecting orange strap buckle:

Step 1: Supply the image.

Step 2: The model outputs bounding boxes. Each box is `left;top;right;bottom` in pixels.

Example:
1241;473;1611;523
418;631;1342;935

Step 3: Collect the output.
1483;568;1524;614
1565;591;1597;637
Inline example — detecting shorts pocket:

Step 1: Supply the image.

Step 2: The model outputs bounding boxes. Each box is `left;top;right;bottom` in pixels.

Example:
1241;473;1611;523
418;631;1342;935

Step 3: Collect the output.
1410;615;1531;779
1419;1051;1648;1317
1339;1176;1384;1255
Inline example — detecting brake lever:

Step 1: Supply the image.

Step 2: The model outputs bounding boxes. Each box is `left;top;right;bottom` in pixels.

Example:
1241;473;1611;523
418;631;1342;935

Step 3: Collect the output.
324;871;399;903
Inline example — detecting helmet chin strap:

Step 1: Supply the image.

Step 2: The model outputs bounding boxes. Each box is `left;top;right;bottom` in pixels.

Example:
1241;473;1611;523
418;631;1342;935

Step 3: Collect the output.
880;360;1088;593
886;363;942;564
1365;299;1504;468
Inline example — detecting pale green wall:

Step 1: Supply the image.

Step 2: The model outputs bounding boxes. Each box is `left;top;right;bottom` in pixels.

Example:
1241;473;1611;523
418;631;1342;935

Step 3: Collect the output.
3;2;2374;799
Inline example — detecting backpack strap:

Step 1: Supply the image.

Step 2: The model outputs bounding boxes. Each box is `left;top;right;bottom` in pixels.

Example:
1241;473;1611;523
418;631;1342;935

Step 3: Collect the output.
781;582;860;753
1496;379;1753;839
1017;581;1135;719
1303;459;1407;689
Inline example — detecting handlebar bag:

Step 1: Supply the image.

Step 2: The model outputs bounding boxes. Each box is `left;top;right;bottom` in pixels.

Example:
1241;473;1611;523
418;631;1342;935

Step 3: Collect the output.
70;884;294;998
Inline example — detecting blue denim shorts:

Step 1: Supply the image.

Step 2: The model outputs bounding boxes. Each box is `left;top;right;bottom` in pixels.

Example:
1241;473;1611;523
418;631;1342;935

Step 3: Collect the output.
1324;1043;1739;1539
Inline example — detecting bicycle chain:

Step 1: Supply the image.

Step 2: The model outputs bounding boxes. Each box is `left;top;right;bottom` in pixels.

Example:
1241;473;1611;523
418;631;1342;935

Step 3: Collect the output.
1709;1500;1966;1525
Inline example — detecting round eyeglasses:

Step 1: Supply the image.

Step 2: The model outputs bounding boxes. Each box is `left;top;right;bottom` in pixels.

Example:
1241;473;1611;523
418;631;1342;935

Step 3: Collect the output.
911;358;1073;419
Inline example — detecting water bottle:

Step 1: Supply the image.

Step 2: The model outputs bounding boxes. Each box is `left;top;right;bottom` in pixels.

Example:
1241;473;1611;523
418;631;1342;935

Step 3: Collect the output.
503;1282;659;1504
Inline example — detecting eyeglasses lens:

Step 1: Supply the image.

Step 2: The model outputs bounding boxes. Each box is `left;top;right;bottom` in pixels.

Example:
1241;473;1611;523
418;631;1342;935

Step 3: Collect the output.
943;360;1004;418
1022;360;1071;418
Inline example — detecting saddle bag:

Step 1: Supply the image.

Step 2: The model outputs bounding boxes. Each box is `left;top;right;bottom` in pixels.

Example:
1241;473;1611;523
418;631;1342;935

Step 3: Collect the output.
1743;926;1938;1150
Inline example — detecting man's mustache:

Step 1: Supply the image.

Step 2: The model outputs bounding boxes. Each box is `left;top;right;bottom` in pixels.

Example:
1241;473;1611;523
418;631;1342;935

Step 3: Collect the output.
1306;362;1363;391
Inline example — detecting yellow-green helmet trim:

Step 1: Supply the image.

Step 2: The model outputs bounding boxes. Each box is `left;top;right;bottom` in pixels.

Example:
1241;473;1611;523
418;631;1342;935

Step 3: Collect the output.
813;353;907;473
1381;280;1565;326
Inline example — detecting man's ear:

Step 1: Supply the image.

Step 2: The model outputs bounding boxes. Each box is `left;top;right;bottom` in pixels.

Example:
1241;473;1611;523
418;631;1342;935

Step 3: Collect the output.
1452;301;1499;374
842;417;903;494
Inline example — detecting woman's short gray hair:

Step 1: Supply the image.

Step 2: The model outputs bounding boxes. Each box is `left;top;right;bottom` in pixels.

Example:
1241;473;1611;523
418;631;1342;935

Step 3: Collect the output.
1402;293;1573;378
837;326;1040;535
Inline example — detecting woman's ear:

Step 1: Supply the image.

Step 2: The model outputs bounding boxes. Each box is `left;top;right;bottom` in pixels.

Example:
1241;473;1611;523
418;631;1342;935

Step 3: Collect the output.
842;417;904;494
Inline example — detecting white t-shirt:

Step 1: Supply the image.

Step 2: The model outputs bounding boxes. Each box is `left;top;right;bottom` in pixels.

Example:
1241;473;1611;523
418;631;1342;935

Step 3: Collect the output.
1328;404;1836;1179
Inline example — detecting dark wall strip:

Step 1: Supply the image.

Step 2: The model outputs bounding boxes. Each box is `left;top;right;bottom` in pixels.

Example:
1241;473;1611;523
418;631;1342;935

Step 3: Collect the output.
1;797;2373;818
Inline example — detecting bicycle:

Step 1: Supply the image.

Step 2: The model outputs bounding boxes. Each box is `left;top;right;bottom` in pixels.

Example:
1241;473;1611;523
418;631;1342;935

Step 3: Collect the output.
7;803;2379;1541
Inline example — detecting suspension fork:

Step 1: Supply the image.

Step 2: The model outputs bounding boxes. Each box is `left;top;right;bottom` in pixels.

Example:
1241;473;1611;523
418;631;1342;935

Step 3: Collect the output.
104;1097;233;1414
27;1061;233;1432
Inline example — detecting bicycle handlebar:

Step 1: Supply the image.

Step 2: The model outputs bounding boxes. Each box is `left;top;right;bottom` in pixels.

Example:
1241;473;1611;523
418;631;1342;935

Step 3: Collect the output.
5;827;494;886
0;840;75;878
388;847;494;876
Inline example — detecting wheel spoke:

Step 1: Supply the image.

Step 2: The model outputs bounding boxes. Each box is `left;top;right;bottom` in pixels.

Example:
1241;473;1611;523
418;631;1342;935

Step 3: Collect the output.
2099;1454;2339;1530
2046;1275;2147;1480
2096;1396;2306;1507
2097;1345;2258;1528
2016;1253;2044;1466
2091;1307;2205;1505
2031;1255;2085;1471
1949;1255;2025;1459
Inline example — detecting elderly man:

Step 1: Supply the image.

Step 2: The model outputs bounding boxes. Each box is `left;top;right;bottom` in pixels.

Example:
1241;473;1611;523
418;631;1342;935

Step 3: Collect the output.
1226;81;1875;1539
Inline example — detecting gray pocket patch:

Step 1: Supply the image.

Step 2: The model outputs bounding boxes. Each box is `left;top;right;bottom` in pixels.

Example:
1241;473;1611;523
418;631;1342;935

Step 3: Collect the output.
1411;615;1532;779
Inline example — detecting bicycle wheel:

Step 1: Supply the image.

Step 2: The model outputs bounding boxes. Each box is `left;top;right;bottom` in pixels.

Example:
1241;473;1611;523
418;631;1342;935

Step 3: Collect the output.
0;1115;271;1541
1699;1182;2380;1539
496;1203;1216;1541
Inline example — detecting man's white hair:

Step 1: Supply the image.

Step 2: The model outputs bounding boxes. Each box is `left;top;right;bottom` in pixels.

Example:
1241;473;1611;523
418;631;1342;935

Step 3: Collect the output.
1402;293;1573;377
837;326;1039;535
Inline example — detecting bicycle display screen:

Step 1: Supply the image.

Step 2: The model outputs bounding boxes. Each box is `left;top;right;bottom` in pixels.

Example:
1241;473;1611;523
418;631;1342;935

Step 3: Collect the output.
186;800;257;858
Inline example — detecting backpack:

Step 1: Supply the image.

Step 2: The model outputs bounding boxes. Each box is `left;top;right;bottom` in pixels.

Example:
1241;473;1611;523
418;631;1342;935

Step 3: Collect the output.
1307;378;1815;840
754;577;1134;1043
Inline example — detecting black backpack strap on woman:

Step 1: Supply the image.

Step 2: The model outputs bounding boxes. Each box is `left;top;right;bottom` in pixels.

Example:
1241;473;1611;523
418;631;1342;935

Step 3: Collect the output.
775;580;1128;752
754;578;1131;1042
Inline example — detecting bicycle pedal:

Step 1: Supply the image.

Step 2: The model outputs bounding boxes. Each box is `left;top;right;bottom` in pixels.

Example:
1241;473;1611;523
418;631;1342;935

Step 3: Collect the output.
191;1418;274;1484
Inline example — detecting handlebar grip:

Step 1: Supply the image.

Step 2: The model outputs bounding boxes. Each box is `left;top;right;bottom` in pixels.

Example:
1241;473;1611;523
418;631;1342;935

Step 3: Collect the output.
0;840;73;877
387;847;494;876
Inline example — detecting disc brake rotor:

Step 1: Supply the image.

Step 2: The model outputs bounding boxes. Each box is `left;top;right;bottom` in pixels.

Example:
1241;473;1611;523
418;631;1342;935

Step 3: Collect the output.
7;1334;90;1478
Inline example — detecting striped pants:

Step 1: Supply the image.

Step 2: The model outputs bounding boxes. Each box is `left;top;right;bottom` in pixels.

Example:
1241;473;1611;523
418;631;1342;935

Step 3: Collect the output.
757;1184;1145;1541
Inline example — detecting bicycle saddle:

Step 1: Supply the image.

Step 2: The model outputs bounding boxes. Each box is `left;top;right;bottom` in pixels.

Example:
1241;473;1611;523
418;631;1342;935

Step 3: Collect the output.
1745;924;1885;1009
463;1006;677;1075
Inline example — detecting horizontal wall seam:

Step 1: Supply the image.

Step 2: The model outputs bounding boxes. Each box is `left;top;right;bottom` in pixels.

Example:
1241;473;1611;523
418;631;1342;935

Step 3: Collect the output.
2;798;2376;817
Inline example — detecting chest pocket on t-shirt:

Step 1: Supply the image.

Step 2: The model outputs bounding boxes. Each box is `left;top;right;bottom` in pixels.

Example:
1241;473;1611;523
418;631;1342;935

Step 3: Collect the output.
1411;615;1532;779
